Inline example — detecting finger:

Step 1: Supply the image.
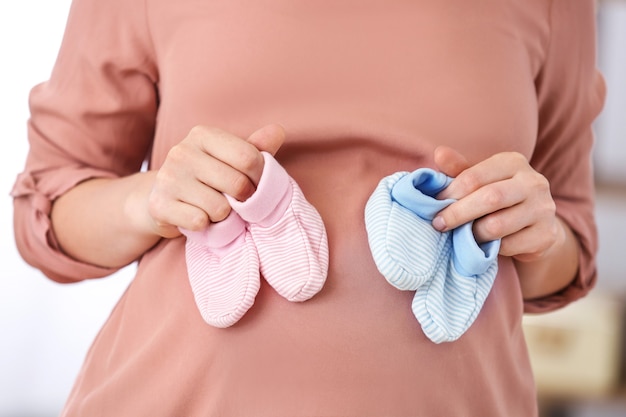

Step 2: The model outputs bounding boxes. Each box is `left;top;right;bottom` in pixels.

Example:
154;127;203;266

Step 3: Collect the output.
148;188;213;234
247;124;286;156
435;178;526;231
154;200;211;232
149;171;233;230
499;224;558;261
170;137;258;201
189;126;267;188
437;152;527;200
174;179;233;224
471;202;534;243
196;154;260;201
433;145;470;178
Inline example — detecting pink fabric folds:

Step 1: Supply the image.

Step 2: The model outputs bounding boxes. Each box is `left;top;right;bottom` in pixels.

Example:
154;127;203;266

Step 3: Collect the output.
181;152;329;327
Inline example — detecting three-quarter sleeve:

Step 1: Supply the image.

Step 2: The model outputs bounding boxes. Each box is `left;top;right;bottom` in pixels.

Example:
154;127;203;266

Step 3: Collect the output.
11;0;159;283
524;0;606;312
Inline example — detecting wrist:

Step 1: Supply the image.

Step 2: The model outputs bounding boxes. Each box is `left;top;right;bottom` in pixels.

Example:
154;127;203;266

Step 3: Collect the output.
517;217;579;300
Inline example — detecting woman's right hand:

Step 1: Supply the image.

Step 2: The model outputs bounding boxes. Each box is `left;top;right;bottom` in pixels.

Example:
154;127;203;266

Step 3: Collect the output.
146;124;285;239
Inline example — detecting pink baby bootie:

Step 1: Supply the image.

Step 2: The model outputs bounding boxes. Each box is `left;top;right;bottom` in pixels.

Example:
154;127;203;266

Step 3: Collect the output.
180;212;260;328
227;152;328;302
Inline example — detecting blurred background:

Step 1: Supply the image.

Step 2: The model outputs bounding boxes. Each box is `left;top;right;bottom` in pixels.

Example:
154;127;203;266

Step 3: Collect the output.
0;1;624;416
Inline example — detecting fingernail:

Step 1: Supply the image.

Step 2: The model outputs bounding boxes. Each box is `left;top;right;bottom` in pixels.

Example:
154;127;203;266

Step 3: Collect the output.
432;216;447;232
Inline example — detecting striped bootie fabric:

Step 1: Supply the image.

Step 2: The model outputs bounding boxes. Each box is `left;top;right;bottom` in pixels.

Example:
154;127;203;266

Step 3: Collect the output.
365;168;500;343
180;212;260;328
227;152;329;303
181;152;329;327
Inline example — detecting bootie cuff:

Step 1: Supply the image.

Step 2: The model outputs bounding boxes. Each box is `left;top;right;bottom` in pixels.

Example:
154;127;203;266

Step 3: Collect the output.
226;152;292;227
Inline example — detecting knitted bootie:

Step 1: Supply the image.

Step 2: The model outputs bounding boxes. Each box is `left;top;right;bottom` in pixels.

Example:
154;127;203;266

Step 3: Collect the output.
227;152;328;302
411;222;499;343
365;168;500;343
180;212;260;328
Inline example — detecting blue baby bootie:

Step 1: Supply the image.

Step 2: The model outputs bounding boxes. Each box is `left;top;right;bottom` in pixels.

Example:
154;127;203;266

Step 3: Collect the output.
364;168;500;343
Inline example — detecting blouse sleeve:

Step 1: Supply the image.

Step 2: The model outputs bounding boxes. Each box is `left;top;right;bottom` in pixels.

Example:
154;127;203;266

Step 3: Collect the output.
524;0;606;313
11;0;158;283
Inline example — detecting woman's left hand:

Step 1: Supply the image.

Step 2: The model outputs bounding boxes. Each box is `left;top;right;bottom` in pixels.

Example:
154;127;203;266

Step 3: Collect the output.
431;146;564;264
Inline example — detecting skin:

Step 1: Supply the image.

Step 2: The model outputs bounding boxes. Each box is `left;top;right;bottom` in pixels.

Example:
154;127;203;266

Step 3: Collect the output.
50;124;285;268
51;127;579;300
432;146;579;300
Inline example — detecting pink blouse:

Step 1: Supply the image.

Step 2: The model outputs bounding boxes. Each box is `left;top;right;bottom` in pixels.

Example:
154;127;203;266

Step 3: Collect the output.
12;0;605;415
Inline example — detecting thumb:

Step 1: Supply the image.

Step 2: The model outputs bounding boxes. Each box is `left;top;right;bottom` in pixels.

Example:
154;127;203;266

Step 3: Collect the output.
434;145;470;178
247;124;286;156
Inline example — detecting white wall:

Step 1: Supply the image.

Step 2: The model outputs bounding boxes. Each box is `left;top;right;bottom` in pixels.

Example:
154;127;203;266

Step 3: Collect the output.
595;0;626;185
0;1;132;416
